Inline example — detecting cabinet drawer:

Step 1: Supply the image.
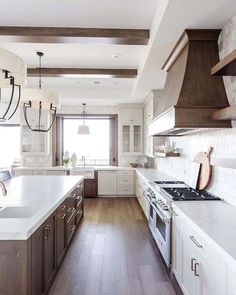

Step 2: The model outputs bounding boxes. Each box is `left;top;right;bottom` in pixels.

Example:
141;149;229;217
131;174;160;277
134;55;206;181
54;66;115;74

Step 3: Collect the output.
57;201;67;215
118;171;134;177
67;191;77;210
118;185;133;195
67;214;76;244
181;219;226;276
118;176;133;184
76;201;83;226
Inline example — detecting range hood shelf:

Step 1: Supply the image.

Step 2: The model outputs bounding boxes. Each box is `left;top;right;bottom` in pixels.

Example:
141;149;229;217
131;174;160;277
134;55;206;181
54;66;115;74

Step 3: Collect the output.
154;152;180;158
212;105;236;121
211;49;236;76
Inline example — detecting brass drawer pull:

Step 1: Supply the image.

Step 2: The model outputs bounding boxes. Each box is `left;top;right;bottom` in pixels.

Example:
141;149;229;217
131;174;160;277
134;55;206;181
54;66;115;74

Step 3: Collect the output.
69;225;75;231
60;205;66;211
68;207;75;213
60;214;66;219
69;193;76;199
189;235;202;248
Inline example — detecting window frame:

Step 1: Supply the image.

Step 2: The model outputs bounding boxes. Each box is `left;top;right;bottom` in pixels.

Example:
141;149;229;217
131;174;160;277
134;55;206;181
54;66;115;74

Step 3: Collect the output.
53;114;118;167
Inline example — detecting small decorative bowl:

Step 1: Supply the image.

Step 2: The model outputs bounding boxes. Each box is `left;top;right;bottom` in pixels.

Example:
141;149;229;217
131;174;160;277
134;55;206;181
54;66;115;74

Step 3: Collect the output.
129;163;139;168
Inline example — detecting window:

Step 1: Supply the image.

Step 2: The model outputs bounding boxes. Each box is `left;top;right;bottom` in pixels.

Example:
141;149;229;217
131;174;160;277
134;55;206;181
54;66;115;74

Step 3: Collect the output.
62;117;115;166
0;125;20;167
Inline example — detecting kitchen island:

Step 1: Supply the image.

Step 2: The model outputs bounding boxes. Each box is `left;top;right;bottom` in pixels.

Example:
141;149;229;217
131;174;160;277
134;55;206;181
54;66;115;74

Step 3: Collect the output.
0;175;84;295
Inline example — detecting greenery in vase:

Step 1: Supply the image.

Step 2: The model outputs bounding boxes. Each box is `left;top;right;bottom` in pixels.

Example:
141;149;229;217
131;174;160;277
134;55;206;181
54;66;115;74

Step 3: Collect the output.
63;159;70;166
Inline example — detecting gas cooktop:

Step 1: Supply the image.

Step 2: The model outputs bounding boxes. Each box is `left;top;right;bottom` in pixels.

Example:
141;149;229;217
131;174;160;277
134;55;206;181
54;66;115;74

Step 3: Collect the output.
160;187;221;201
154;181;185;185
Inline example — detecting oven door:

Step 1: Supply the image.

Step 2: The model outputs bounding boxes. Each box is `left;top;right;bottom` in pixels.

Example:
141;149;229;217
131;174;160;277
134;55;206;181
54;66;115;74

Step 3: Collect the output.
153;207;171;267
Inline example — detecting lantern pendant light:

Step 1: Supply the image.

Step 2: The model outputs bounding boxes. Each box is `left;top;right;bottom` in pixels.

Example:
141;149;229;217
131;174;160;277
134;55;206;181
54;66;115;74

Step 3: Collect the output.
0;48;27;121
22;52;60;132
78;103;90;135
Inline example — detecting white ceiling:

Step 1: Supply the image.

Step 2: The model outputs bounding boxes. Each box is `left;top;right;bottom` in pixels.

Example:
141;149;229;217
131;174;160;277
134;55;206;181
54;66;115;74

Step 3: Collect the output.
0;0;158;28
0;0;236;106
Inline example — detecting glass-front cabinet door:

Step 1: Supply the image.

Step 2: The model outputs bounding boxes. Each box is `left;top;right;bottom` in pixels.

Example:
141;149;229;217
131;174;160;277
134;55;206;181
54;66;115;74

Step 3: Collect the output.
122;125;131;153
133;125;142;153
121;124;142;155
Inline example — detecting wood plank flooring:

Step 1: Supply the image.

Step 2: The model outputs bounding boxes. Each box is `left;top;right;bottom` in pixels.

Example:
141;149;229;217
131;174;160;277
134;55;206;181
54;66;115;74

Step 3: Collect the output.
48;197;176;295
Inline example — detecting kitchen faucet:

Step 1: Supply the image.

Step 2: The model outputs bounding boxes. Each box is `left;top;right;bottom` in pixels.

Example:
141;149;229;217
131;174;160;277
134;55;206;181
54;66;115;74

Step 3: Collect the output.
81;156;86;167
0;181;7;196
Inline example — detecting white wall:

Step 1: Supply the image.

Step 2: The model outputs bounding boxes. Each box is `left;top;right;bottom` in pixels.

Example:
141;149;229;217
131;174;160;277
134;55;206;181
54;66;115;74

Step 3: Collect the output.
155;16;236;206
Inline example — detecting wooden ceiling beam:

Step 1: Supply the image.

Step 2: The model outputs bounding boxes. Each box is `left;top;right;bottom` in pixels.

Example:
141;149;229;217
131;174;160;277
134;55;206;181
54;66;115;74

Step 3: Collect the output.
0;26;149;45
27;68;137;78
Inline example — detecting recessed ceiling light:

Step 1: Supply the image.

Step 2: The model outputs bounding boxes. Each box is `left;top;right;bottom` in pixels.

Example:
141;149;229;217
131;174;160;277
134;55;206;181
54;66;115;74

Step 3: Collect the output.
93;81;100;85
112;53;122;59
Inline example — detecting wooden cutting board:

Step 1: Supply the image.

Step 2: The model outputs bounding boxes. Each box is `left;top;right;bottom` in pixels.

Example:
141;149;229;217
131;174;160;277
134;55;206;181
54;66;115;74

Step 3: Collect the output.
194;147;213;190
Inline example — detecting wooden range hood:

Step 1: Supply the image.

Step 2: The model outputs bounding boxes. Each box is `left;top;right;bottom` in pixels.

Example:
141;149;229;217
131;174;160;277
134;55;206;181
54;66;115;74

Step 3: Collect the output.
148;29;232;136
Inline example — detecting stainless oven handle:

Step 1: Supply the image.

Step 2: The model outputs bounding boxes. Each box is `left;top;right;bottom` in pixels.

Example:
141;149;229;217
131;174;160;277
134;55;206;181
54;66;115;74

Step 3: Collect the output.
151;203;170;224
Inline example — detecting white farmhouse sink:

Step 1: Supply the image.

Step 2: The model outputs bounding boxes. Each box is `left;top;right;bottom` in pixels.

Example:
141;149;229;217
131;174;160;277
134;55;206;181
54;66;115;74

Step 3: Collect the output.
0;206;39;218
70;167;94;179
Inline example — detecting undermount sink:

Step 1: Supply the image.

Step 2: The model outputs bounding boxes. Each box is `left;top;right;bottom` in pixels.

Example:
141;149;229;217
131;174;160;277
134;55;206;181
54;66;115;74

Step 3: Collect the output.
0;206;39;218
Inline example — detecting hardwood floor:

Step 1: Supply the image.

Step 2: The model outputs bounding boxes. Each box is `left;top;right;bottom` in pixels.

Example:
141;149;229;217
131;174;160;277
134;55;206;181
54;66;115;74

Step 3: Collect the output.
48;197;176;295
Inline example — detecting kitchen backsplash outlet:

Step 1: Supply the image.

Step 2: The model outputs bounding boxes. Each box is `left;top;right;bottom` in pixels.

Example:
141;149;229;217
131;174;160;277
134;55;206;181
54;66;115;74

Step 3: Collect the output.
156;15;236;206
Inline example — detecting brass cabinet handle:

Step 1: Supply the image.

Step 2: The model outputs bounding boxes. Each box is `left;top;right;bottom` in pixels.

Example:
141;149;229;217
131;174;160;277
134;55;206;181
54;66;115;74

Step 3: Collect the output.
194;262;200;277
191;258;197;271
189;235;202;248
60;214;66;219
68;207;75;213
69;193;76;199
60;205;66;211
69;225;76;231
77;210;83;215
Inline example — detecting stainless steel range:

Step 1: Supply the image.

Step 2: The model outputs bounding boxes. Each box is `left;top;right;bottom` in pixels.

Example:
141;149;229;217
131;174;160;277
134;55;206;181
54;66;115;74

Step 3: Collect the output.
144;180;221;267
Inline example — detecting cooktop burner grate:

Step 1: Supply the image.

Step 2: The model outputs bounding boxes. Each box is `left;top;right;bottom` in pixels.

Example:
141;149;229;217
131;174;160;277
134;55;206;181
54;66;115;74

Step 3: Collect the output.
161;187;221;201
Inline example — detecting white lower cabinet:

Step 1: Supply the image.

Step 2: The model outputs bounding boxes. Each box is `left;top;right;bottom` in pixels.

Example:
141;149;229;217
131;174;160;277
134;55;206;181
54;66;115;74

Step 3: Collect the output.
135;172;149;219
172;206;227;295
98;170;134;196
117;170;134;195
98;170;117;195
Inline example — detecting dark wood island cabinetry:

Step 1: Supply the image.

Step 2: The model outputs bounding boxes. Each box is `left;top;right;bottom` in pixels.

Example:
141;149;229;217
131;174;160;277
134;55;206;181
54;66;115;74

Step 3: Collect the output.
0;180;84;295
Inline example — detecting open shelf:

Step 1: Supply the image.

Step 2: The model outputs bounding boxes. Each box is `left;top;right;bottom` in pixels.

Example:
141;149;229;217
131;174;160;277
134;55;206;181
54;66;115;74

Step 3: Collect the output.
211;49;236;76
154;152;180;158
212;105;236;120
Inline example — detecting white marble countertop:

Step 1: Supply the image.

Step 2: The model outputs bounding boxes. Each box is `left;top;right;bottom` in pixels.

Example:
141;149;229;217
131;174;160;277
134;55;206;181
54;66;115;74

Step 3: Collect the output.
136;168;177;182
14;166;71;171
0;176;83;240
173;201;236;268
14;165;134;171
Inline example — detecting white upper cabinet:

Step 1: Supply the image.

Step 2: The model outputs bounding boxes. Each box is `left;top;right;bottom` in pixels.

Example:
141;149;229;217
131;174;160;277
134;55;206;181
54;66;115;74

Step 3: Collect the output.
20;109;50;156
144;98;153;123
144;98;154;157
119;108;143;124
121;124;143;155
119;107;143;156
